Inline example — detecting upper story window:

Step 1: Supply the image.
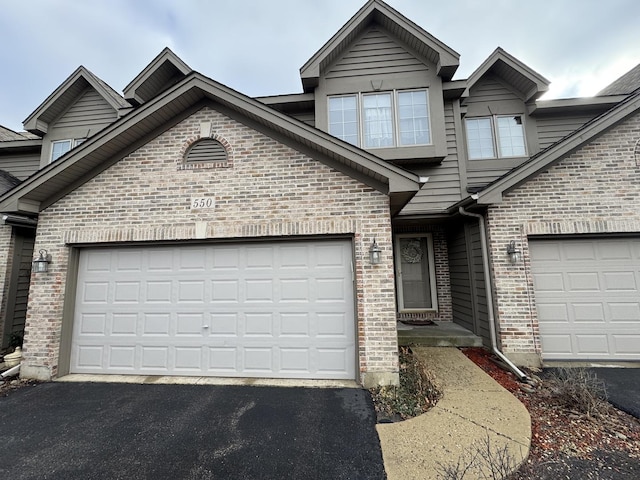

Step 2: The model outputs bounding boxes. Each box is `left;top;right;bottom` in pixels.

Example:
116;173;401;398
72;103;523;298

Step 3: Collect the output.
465;115;526;160
50;138;86;163
329;89;431;149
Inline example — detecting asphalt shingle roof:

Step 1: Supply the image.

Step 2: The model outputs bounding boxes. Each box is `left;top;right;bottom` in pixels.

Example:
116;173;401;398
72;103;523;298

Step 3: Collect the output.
597;64;640;96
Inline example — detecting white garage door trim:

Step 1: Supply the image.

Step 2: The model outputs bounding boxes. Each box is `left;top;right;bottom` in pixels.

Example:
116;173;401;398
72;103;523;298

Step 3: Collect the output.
530;237;640;361
70;239;357;379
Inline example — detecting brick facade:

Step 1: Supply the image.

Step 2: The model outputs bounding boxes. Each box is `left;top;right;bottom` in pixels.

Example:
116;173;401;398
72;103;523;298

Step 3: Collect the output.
486;112;640;365
22;106;399;386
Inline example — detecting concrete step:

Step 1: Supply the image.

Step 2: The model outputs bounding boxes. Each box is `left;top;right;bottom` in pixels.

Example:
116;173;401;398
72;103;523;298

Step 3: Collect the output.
397;322;483;347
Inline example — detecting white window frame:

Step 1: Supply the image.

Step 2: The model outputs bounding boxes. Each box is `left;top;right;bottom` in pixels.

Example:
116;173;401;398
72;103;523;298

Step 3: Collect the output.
394;233;438;312
465;114;527;160
50;138;86;163
328;89;432;149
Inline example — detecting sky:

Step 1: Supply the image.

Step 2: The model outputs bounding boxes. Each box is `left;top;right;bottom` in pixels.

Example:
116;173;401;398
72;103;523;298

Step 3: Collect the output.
1;0;639;132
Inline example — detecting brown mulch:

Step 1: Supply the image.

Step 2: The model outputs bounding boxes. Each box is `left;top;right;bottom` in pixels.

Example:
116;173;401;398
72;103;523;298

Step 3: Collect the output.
461;347;640;479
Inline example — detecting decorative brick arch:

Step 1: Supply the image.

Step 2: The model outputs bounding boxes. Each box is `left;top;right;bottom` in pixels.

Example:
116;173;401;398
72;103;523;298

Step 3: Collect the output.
177;132;234;170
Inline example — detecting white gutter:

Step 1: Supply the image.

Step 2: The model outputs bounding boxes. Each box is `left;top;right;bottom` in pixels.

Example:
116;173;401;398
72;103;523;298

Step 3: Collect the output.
458;206;528;381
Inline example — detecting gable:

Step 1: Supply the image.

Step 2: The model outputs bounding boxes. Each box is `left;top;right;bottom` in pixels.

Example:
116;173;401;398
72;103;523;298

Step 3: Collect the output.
0;74;420;216
465;75;524;115
300;0;458;91
43;106;390;232
53;88;118;130
325;26;429;80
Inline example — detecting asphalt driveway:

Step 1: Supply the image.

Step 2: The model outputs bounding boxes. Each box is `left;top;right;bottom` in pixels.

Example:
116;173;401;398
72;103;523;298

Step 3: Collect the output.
588;368;640;418
0;382;386;480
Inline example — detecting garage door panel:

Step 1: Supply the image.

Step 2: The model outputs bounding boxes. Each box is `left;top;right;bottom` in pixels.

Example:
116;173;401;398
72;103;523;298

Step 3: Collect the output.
72;240;356;379
603;271;638;291
531;237;640;361
575;335;610;355
613;335;640;355
609;303;640;321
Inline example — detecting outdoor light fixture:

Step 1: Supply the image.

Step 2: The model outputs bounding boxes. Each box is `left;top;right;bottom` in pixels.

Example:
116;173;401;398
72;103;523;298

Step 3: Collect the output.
33;249;51;273
506;241;521;264
369;238;382;265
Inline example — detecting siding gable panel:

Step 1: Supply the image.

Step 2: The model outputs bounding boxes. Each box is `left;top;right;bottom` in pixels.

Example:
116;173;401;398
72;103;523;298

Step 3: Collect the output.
326;27;429;80
54;88;118;129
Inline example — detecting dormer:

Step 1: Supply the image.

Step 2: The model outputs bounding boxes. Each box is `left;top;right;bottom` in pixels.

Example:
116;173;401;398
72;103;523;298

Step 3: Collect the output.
123;48;191;106
462;48;550;190
301;0;459;164
23;66;130;168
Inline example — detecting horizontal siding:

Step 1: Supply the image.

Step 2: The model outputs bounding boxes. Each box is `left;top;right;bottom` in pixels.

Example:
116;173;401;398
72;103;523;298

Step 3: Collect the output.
448;224;474;332
466;76;520;104
536;114;596;150
467;157;529;189
468;223;490;344
326;28;428;79
0;153;40;180
401;101;461;214
290;112;315;127
54;88;118;129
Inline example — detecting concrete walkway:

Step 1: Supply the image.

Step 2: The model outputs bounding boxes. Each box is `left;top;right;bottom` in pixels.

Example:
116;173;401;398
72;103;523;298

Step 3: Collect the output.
377;347;531;480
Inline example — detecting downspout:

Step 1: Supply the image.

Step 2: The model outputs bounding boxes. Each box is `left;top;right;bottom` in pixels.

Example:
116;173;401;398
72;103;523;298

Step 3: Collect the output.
458;206;529;382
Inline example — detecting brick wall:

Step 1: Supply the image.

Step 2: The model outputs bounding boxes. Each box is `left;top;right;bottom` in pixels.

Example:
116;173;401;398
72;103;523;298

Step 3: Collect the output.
22;106;399;386
486;112;640;364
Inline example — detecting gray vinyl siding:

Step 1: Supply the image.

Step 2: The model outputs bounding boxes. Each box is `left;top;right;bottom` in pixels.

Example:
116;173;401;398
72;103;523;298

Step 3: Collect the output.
535;114;597;150
1;229;34;349
447;221;490;345
289;112;315;127
464;75;533;189
465;76;521;105
400;100;461;214
0;153;40;180
54;88;118;129
325;27;428;79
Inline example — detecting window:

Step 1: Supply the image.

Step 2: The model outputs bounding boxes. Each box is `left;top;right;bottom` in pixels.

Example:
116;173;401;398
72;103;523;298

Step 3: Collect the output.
395;234;438;311
328;89;431;148
465;115;526;160
50;138;86;163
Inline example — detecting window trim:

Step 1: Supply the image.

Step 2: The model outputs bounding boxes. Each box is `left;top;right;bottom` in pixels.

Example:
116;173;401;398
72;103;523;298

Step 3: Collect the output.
328;88;432;149
50;138;86;163
394;233;438;313
465;114;527;160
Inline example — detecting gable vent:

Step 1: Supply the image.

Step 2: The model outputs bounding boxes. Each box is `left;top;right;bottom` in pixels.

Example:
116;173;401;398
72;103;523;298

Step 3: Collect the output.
185;138;227;163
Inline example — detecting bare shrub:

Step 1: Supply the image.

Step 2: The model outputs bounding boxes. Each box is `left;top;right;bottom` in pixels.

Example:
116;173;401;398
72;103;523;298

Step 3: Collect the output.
436;434;521;480
369;346;442;420
547;367;610;418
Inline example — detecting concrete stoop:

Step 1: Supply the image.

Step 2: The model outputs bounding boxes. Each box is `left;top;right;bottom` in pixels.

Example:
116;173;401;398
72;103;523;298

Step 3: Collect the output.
397;322;483;347
377;347;531;480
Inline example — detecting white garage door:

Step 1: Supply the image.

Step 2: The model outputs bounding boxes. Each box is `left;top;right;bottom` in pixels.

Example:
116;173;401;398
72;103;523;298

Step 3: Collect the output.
530;237;640;361
71;240;356;379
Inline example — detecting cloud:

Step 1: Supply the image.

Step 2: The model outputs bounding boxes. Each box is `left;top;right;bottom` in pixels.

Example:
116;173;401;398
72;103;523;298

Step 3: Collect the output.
1;0;639;131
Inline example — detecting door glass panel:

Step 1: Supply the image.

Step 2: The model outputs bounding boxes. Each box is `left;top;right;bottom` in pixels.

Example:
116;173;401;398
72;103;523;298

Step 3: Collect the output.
398;237;432;309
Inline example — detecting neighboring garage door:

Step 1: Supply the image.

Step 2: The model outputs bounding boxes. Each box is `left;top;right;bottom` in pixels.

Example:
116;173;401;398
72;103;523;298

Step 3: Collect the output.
530;237;640;361
70;240;356;379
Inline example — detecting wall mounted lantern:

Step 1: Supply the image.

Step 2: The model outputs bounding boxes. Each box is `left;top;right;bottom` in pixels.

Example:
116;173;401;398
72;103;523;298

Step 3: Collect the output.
33;249;52;273
506;241;521;264
369;238;382;265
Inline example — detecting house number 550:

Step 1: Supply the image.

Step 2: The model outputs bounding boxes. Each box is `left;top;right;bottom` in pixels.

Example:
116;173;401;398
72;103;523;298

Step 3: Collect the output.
190;197;215;210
